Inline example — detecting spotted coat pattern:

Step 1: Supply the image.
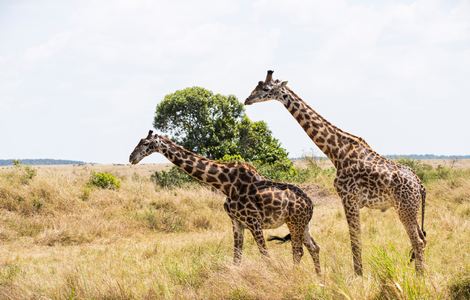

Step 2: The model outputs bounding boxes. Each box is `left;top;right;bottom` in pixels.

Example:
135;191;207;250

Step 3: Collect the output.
245;71;427;275
129;131;321;274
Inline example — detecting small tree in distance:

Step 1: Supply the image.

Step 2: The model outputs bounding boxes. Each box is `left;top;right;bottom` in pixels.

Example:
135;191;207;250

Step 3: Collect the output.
153;87;295;179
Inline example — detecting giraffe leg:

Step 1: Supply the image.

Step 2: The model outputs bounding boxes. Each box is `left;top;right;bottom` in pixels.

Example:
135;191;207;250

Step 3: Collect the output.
343;202;363;276
303;226;321;275
231;219;245;265
397;207;425;274
247;221;269;257
286;222;305;265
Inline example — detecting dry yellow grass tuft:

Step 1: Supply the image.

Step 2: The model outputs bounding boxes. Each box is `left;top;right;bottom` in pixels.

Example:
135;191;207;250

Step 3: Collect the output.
0;161;469;299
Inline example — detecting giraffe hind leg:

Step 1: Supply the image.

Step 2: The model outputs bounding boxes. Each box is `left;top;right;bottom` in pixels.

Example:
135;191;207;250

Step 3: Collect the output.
410;219;427;263
397;206;425;273
303;229;321;275
286;222;306;265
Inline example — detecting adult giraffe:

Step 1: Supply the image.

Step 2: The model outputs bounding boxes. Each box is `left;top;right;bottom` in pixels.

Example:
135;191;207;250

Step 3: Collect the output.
129;131;321;274
244;71;426;275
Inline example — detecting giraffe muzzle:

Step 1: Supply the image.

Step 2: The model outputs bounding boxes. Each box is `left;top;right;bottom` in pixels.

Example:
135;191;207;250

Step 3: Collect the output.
244;97;254;105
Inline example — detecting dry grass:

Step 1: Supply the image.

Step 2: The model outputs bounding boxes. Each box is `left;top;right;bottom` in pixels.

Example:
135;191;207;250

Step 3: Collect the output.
0;162;469;299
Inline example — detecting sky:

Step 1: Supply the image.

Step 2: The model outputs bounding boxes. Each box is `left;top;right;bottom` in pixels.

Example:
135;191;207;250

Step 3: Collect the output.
1;0;469;164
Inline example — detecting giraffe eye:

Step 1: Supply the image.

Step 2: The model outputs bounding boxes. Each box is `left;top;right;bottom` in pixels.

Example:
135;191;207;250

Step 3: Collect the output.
262;87;269;92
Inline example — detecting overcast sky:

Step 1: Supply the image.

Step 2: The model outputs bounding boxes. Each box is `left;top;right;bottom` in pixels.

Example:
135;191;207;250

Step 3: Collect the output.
1;0;469;164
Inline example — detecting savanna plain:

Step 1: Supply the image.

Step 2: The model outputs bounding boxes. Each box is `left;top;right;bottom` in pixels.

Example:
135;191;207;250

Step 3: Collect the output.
0;160;469;299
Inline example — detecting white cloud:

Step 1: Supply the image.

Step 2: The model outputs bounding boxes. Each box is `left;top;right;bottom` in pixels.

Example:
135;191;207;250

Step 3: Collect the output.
0;0;469;163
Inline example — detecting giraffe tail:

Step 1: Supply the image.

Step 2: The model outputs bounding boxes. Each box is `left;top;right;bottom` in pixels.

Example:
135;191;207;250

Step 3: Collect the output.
420;185;427;238
267;233;291;244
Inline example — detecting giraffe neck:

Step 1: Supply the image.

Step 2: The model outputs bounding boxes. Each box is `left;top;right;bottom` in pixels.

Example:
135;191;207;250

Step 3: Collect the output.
280;87;371;168
156;137;249;194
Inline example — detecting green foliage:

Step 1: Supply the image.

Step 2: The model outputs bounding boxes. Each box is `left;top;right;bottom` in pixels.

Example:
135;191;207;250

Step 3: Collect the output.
151;166;195;189
218;154;245;163
253;158;298;182
237;116;289;164
396;158;454;183
154;87;243;159
449;270;470;300
256;156;336;184
5;160;37;185
88;172;121;190
153;87;291;167
397;158;433;182
369;245;430;299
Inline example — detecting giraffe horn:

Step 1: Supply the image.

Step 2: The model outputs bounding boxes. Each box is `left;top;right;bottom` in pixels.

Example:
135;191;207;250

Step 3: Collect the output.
265;70;274;83
147;130;153;138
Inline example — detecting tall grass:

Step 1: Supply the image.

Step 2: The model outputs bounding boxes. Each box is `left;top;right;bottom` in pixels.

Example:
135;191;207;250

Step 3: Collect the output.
0;161;469;299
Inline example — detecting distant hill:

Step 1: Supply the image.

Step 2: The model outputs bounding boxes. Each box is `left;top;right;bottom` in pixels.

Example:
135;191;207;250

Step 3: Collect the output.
0;159;86;166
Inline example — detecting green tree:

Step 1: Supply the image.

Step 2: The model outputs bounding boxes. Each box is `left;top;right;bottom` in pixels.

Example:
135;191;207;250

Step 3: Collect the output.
154;87;243;159
154;87;291;167
237;116;288;164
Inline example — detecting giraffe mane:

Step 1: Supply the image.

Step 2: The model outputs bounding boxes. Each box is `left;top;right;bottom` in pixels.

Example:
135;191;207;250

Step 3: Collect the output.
286;87;372;149
225;161;262;176
157;135;262;177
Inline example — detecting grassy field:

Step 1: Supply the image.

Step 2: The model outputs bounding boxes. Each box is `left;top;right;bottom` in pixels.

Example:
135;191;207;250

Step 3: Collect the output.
0;161;469;299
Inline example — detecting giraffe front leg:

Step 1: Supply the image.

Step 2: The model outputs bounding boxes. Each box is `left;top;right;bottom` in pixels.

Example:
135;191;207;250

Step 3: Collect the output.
231;219;245;265
286;221;305;265
343;201;363;276
247;220;269;257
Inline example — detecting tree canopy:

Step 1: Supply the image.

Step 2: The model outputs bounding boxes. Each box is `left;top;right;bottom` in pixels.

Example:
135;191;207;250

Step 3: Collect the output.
153;87;291;167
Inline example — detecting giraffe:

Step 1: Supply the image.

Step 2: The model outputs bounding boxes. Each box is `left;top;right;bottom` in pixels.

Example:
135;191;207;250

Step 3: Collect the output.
244;71;427;275
129;130;321;274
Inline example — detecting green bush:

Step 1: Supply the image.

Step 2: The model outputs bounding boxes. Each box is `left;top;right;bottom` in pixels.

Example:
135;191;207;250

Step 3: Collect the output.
88;172;121;190
253;158;298;182
396;158;454;183
218;154;245;163
396;158;432;182
6;160;37;185
151;166;195;189
449;271;470;300
219;154;299;182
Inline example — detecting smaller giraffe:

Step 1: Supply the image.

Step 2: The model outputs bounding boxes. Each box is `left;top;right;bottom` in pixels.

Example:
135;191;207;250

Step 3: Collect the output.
129;130;321;274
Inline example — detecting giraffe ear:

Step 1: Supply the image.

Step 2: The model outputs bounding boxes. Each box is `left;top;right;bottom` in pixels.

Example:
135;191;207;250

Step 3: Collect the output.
280;81;288;87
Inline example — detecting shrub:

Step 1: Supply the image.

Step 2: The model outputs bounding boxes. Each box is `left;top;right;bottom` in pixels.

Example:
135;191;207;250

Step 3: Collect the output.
396;159;456;183
218;154;245;163
79;186;92;201
140;209;186;232
253;158;298;182
449;271;470;300
219;154;300;182
88;172;121;190
151;166;195;189
5;160;37;185
396;158;432;182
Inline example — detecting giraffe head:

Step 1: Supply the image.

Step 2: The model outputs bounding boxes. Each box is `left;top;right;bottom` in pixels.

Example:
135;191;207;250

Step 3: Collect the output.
129;130;164;164
244;70;288;105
